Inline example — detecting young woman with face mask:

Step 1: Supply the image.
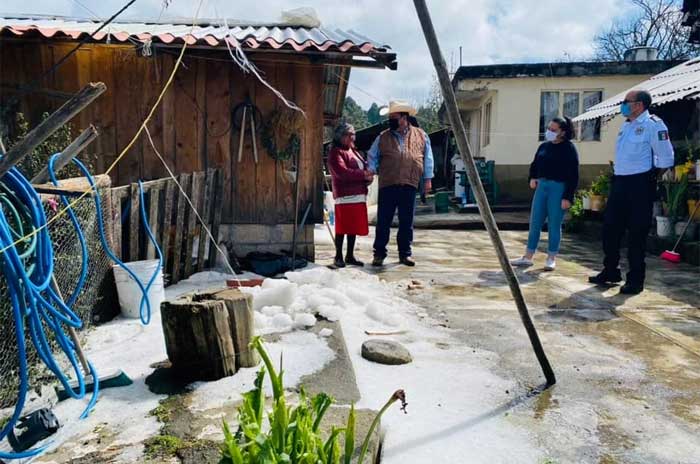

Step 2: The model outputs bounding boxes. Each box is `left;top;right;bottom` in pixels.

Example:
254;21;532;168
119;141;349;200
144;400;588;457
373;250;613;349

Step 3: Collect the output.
511;117;579;271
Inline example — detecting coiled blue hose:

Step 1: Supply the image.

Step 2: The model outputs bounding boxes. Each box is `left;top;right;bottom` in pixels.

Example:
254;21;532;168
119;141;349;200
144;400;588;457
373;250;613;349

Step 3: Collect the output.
0;154;162;460
0;165;96;460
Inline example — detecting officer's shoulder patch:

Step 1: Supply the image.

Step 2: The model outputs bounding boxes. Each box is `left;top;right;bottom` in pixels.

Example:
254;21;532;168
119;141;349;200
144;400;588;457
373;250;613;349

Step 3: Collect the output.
658;130;669;141
649;115;661;122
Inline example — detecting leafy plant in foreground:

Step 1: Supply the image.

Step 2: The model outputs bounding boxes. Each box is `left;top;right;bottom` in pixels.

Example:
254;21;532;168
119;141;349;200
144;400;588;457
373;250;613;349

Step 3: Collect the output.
220;337;407;464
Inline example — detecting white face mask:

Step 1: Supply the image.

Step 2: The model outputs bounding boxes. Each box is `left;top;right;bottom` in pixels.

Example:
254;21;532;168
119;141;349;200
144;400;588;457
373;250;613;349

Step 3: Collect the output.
544;130;558;142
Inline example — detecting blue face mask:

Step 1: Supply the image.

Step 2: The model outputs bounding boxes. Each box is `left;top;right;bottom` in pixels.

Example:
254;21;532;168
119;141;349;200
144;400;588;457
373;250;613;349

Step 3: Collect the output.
621;102;632;117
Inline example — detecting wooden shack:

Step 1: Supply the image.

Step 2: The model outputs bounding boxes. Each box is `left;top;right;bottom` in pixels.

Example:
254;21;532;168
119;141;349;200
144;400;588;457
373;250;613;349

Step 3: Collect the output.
0;16;396;259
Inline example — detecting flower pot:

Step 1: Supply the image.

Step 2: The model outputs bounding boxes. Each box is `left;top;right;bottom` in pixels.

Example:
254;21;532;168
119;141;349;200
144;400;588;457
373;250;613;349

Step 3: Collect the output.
590;195;606;212
675;220;698;241
688;200;700;223
656;216;673;238
582;196;591;210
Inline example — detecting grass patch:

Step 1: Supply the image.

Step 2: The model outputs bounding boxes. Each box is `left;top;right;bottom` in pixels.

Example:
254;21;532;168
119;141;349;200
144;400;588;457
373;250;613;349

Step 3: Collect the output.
144;435;185;459
144;435;214;461
149;396;182;425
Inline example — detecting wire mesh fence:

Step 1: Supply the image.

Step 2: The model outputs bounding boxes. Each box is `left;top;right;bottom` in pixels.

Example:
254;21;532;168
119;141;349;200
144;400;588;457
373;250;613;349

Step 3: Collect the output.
0;188;117;409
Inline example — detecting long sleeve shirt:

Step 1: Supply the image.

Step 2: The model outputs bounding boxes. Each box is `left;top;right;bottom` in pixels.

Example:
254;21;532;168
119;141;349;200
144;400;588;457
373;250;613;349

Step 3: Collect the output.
529;140;580;202
367;129;434;179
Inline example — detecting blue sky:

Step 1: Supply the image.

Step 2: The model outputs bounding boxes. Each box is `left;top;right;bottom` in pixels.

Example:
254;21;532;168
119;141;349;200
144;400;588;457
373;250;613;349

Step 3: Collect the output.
0;0;631;108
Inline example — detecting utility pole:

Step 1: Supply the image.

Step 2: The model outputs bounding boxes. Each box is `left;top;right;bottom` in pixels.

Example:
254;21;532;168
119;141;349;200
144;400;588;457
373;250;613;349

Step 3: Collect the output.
413;0;556;386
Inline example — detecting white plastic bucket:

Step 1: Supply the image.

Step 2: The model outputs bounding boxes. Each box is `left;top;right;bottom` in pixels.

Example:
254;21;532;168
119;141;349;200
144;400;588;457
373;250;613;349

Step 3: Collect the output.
113;259;165;319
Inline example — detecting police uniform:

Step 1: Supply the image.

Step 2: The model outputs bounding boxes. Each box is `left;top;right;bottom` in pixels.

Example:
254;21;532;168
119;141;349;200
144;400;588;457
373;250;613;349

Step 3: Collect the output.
601;110;674;287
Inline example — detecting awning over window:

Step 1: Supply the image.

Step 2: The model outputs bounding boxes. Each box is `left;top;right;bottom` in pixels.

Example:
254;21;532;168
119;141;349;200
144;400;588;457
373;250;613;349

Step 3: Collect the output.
573;58;700;122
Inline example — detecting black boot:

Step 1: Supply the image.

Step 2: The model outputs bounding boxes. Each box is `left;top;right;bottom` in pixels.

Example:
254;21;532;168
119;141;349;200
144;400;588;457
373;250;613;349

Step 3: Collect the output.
588;269;622;285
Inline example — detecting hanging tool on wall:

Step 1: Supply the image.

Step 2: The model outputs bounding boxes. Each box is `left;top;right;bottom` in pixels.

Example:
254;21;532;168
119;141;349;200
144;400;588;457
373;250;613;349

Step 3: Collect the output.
233;99;263;164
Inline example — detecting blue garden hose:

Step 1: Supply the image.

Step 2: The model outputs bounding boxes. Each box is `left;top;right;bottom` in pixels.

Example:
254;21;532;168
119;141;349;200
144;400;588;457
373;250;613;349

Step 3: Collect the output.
0;154;163;460
0;165;96;460
64;157;162;325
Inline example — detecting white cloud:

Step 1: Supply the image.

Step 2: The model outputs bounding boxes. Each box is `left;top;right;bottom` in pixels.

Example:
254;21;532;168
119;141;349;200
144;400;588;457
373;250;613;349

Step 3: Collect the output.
1;0;624;108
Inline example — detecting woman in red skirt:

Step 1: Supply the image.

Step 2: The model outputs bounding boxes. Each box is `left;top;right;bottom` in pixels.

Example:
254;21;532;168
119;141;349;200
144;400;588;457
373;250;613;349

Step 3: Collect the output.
328;123;374;268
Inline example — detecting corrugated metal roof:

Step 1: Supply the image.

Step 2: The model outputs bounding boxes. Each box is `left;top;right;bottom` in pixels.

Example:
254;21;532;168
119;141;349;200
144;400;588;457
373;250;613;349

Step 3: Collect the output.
0;15;391;56
573;58;700;122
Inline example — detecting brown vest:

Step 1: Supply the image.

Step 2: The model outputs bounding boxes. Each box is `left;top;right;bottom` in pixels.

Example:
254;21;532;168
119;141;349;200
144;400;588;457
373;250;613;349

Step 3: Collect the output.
377;126;426;189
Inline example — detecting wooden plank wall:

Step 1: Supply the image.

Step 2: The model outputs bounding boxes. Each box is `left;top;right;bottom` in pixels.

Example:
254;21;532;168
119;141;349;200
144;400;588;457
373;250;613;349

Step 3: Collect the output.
0;41;324;225
110;168;224;284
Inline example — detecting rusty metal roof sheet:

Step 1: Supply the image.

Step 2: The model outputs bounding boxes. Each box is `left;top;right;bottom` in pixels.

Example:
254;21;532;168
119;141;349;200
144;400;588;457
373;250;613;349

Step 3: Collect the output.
574;58;700;122
0;15;391;56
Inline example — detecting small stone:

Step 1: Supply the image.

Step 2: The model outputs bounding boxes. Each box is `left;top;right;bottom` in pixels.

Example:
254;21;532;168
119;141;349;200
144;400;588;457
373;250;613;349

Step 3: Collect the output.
361;339;412;365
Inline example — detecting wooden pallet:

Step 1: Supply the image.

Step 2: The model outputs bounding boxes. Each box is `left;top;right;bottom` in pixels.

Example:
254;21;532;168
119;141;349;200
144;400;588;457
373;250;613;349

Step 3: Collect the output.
110;168;224;285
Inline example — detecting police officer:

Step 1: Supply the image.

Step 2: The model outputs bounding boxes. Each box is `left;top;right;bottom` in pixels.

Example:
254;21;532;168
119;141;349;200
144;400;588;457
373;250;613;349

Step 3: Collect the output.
589;90;674;294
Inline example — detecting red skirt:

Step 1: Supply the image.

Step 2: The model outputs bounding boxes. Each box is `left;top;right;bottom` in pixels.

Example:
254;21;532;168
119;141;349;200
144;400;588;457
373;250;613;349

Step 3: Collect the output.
335;202;369;236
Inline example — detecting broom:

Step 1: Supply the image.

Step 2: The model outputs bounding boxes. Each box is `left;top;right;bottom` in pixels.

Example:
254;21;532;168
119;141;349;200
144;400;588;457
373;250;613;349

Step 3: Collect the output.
660;199;700;263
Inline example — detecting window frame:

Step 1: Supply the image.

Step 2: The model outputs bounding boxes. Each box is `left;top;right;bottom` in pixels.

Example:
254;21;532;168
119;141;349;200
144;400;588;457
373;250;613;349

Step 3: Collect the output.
538;89;603;142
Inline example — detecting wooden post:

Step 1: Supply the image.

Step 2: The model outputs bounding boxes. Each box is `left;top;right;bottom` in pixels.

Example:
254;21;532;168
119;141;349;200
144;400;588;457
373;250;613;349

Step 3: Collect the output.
161;180;176;274
30;125;99;184
161;297;237;380
197;169;215;272
0;82;106;178
129;183;140;262
146;188;160;260
208;169;224;267
111;189;123;260
171;173;191;284
413;0;555;386
185;171;205;278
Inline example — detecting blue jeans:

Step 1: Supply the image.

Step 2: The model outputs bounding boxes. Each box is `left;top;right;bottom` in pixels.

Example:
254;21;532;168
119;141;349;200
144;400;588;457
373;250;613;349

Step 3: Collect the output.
373;185;417;258
527;179;566;255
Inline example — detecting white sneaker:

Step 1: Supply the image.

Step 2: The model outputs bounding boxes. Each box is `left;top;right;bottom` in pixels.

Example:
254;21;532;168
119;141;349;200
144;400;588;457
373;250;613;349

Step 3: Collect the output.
511;256;534;267
544;256;556;271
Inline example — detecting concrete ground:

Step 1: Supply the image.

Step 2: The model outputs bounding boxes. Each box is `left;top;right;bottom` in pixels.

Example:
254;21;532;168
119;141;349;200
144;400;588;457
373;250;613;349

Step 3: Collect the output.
316;228;700;463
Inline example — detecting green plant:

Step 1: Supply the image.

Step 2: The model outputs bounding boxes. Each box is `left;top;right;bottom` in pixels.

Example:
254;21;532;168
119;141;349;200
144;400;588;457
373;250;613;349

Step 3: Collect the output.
220;337;407;464
663;175;689;219
590;172;611;196
564;193;585;232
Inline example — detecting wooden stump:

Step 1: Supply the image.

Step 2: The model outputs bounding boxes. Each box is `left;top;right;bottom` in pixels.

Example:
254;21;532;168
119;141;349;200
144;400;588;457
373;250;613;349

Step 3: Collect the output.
160;288;258;381
209;289;259;369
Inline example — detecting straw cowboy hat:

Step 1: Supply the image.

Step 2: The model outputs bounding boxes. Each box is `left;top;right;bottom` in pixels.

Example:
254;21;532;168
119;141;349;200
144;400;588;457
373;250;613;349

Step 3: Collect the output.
379;99;417;117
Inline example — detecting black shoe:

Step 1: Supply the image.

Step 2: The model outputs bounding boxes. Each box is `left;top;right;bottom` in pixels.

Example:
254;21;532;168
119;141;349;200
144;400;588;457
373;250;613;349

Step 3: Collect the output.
399;256;416;267
620;283;643;295
345;256;364;267
372;256;385;267
334;257;346;268
588;270;622;285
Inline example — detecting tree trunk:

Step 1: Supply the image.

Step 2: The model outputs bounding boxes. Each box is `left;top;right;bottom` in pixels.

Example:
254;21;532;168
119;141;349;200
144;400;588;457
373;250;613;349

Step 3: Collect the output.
160;288;257;380
161;298;237;380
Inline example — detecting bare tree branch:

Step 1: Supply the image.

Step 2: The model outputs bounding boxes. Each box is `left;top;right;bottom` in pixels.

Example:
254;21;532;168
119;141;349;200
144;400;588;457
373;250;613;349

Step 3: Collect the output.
594;0;699;61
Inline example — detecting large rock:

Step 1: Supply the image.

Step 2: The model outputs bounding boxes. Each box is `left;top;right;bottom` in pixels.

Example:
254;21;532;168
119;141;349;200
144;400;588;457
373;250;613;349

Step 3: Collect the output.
361;339;412;365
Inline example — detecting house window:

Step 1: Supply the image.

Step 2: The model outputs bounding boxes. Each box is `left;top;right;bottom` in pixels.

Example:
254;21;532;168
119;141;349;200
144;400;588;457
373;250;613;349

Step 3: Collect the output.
581;91;603;141
539;92;560;140
538;90;603;141
483;100;492;147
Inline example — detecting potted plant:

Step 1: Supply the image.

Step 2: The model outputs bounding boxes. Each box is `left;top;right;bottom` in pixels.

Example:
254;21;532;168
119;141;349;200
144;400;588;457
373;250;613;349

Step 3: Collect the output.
589;173;610;212
659;175;688;238
580;189;592;211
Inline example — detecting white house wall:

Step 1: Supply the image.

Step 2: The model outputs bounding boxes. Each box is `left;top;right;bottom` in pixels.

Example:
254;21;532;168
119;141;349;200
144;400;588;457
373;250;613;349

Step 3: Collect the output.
457;74;656;201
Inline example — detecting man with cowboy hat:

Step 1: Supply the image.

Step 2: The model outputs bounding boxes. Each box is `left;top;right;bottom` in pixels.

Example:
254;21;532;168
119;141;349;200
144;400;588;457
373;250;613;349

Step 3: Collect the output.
367;99;434;267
